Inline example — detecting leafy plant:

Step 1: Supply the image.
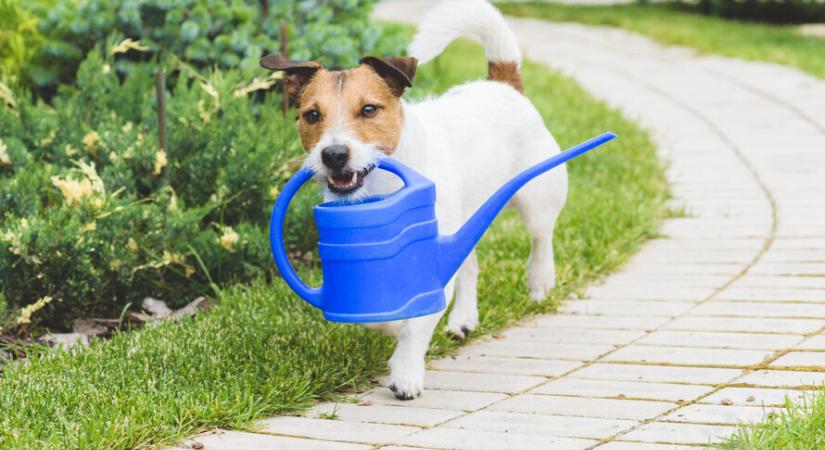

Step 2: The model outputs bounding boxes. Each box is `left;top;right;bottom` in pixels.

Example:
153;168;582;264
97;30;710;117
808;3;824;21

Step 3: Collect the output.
23;0;407;91
0;0;46;84
696;0;825;23
0;48;319;328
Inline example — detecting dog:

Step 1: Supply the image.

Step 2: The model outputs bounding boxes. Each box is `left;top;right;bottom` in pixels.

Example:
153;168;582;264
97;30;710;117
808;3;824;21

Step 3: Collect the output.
261;0;566;400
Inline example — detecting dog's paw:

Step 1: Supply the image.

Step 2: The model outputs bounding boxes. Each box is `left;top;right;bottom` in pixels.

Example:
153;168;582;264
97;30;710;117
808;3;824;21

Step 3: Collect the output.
446;325;472;341
529;276;556;303
387;359;424;400
446;305;478;341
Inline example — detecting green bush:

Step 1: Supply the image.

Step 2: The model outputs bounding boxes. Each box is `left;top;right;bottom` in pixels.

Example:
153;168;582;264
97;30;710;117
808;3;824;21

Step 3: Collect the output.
0;49;321;328
0;0;46;83
23;0;407;91
695;0;825;23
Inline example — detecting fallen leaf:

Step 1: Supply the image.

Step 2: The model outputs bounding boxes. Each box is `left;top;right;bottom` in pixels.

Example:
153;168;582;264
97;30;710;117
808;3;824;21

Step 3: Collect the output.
721;398;733;406
358;400;373;406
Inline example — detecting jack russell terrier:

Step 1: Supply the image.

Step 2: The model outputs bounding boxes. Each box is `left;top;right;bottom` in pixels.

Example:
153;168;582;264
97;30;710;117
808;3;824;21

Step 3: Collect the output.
261;0;566;400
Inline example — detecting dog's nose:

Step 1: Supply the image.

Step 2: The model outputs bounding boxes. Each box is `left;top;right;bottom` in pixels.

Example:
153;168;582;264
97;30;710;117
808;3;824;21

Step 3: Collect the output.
321;145;349;171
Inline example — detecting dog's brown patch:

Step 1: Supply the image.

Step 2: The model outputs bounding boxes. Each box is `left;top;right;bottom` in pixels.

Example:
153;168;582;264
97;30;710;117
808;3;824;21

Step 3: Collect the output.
488;61;523;94
296;65;405;153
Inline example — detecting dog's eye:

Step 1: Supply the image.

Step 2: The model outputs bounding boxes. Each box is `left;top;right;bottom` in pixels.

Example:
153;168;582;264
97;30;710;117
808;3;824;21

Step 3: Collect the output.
361;104;379;118
303;109;321;124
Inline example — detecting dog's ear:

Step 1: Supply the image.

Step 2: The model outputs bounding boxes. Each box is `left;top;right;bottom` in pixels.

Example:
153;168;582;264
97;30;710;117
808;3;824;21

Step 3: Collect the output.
260;54;322;104
360;56;418;97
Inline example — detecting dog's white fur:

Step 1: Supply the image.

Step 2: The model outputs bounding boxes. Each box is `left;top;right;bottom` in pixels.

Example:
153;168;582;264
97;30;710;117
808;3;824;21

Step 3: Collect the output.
308;0;567;399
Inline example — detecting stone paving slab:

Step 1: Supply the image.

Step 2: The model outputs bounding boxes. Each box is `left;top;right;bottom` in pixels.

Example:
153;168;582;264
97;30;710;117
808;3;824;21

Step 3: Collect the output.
171;2;825;448
797;334;825;350
443;410;635;439
634;330;803;351
256;416;420;444
771;351;825;368
620;422;737;445
358;388;507;412
396;427;598;450
431;354;582;376
662;403;782;425
599;442;705;450
604;345;770;367
488;394;675;420
457;340;615;361
307;403;463;427
173;431;373;450
570;363;742;385
531;378;711;402
701;387;814;407
737;370;825;388
424;370;545;393
501;327;646;345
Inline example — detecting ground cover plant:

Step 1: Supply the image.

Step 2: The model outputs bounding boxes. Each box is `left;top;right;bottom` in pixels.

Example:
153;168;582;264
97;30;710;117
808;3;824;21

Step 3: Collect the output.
498;2;825;80
16;0;406;92
0;38;667;449
719;391;825;449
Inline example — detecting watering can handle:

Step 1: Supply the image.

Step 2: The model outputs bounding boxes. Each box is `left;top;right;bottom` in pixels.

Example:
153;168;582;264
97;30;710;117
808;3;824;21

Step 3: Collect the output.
269;167;323;308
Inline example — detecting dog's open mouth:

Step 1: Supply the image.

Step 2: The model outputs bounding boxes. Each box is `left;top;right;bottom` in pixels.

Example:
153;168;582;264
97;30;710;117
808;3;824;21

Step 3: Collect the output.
326;167;373;195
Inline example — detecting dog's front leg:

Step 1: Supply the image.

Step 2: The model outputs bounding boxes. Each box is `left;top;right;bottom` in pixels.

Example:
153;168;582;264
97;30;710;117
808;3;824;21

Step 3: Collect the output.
387;280;454;400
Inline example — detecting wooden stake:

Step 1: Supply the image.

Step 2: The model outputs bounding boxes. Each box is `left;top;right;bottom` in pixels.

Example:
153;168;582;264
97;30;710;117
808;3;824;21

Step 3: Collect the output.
155;68;167;152
279;19;289;115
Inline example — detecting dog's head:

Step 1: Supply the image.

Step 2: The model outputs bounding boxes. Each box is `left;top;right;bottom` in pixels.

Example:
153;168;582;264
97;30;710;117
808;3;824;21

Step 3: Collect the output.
261;54;417;198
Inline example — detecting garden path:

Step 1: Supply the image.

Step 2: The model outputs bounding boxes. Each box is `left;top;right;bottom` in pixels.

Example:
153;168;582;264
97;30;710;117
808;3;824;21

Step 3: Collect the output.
174;2;825;448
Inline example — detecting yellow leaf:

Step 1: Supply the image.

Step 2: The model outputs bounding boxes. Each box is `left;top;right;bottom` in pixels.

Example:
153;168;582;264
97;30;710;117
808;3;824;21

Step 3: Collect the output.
111;38;149;55
219;226;239;253
154;149;168;175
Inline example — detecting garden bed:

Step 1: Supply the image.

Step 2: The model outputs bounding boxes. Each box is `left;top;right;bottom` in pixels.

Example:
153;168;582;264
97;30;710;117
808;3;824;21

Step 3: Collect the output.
0;37;667;449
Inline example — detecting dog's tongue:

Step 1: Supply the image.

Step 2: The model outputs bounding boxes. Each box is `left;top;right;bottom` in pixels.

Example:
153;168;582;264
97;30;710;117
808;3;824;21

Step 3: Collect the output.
330;171;357;189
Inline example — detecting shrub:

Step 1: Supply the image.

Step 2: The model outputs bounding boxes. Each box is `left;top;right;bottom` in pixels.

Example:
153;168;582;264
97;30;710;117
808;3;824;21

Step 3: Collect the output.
23;0;407;91
695;0;825;23
0;48;320;328
0;0;46;84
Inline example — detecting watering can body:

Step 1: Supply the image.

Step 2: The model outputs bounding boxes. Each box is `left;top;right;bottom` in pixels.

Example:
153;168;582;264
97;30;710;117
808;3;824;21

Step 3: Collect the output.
270;132;617;323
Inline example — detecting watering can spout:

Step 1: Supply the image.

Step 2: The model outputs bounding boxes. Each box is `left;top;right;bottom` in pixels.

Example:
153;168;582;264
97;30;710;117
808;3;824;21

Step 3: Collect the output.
436;132;617;285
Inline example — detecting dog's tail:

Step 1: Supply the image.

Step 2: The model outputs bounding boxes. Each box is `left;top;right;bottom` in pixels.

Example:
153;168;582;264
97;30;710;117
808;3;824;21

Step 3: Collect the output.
408;0;523;93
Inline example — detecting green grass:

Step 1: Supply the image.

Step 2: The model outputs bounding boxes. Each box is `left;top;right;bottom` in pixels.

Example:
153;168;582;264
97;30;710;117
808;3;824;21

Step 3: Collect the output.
498;2;825;79
0;39;667;449
719;391;825;449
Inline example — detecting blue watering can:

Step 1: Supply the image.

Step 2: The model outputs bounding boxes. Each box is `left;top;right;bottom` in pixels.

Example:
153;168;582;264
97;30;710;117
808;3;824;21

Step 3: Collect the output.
270;132;617;323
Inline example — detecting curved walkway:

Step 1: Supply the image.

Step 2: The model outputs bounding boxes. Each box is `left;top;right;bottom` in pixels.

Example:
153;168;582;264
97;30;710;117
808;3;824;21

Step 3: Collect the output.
175;3;825;449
